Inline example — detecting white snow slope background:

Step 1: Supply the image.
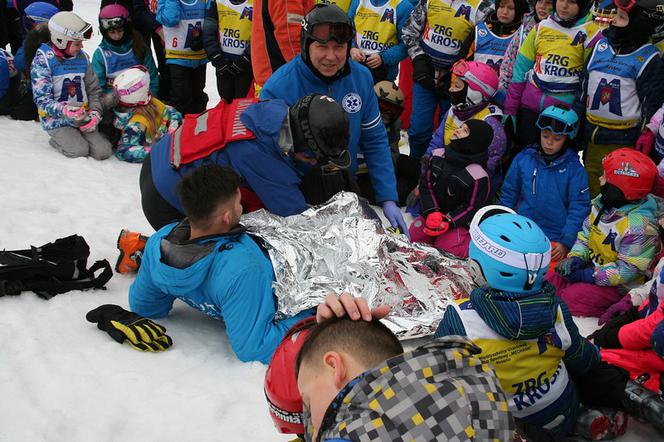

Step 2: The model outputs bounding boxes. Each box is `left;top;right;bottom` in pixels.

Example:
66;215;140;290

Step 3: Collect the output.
0;1;658;440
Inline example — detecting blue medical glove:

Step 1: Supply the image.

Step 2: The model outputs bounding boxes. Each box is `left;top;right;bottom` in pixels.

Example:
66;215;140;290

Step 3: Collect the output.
566;267;595;284
382;201;410;240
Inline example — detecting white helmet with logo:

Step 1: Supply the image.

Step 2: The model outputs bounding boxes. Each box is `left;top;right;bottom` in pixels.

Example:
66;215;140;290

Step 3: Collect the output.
48;11;92;51
113;66;152;106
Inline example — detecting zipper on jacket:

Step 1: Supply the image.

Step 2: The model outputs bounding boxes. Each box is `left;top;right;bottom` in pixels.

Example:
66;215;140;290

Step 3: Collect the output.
532;169;537;195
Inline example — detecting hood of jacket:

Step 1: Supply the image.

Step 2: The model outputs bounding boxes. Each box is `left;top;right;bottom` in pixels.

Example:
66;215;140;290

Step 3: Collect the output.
314;336;513;441
147;220;247;292
469;283;559;340
239;99;290;145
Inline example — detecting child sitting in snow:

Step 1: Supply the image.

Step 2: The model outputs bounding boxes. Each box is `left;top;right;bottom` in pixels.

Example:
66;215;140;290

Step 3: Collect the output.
112;66;181;163
500;105;590;267
409;119;493;258
549;148;660;318
295;317;514;441
435;205;600;439
31;11;112;160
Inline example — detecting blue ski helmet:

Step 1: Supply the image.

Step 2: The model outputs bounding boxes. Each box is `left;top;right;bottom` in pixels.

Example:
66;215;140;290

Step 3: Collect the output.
22;2;59;32
536;104;579;139
469;205;551;293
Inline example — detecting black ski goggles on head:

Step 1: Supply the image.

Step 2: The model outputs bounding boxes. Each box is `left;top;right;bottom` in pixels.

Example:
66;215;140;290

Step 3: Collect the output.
100;16;127;31
308;22;353;44
536;115;576;135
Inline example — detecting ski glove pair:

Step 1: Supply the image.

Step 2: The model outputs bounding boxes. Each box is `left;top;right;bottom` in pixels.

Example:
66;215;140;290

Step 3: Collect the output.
86;304;172;352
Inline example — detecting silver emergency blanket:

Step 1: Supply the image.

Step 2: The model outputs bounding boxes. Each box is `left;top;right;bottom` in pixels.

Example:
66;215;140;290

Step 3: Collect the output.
241;192;475;339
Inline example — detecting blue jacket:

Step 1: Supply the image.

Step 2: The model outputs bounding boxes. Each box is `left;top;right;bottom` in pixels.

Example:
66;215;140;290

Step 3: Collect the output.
500;146;590;249
92;39;159;95
150;99;310;217
128;221;314;364
260;55;398;203
347;0;413;81
0;52;9;101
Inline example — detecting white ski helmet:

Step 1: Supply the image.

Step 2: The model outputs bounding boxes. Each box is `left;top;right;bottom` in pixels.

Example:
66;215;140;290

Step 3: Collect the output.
48;11;92;51
113;66;152;106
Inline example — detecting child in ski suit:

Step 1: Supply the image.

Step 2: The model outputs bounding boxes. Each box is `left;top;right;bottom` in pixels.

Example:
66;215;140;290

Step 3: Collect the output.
409;119;493;257
295;317;514;441
157;0;209;115
112;66;182;163
92;4;159;97
500;105;590;266
202;0;254;102
504;0;600;149
0;47;19;115
428;60;506;186
436;205;601;438
579;0;664;197
498;0;553;99
348;0;414;83
461;0;530;103
401;0;495;160
31;11;112;160
549;148;660;318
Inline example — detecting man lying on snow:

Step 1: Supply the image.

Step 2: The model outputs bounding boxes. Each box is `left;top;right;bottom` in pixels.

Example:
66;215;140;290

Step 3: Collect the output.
139;93;360;231
88;164;316;363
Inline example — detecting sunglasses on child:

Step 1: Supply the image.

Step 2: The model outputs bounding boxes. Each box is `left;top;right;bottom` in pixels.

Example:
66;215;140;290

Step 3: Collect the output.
308;22;353;44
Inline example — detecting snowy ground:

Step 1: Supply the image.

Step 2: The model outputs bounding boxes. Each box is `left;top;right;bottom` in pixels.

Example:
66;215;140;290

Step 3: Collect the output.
0;1;660;440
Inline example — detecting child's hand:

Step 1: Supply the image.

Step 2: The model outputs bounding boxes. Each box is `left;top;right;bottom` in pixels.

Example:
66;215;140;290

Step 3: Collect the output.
550;243;569;262
316;292;390;323
365;53;382;69
635;129;655;155
350;48;365;62
63;105;87;123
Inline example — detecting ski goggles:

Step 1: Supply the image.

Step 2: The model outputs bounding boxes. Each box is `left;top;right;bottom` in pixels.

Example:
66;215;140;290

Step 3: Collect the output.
306;22;353;44
613;0;637;12
100;16;127;31
378;99;404;121
49;20;93;40
536;114;577;135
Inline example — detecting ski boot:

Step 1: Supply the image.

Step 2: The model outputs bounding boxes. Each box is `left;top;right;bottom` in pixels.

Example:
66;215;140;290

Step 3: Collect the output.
573;407;628;440
623;374;664;433
115;229;148;274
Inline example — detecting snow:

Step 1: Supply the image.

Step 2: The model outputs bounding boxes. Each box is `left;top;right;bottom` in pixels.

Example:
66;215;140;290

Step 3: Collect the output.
0;1;659;440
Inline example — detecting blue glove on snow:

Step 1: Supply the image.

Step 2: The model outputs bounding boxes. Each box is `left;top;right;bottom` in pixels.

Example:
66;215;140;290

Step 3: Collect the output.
555;256;586;277
382;201;410;240
566;267;595;284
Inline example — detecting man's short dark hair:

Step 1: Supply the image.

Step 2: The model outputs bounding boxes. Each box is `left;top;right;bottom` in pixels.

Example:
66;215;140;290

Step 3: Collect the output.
176;164;240;224
295;317;403;377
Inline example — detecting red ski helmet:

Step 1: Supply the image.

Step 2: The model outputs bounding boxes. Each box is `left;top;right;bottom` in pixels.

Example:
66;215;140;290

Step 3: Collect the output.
602;148;657;201
265;316;316;435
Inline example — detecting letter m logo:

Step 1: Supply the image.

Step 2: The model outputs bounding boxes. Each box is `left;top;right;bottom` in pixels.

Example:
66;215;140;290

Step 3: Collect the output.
455;5;471;20
240;6;253;20
571;31;586;47
381;8;395;24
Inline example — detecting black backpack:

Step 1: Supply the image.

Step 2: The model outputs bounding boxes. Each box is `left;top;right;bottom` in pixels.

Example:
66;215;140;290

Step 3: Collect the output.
0;235;113;300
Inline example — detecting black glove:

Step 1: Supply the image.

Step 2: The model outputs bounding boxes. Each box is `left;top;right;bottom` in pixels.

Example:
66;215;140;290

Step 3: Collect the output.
588;324;622;349
209;52;226;70
226;51;251;75
86;304;173;352
603;305;641;329
412;54;435;90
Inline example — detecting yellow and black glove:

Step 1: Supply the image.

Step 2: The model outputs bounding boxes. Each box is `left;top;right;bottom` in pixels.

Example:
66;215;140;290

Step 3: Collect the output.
86;304;172;352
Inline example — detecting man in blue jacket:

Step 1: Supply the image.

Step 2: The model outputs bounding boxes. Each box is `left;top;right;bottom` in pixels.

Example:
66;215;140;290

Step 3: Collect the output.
260;3;408;236
129;164;315;363
140;94;354;230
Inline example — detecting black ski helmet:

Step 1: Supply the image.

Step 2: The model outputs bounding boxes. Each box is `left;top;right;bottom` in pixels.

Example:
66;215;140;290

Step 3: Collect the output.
289;94;351;169
300;3;354;66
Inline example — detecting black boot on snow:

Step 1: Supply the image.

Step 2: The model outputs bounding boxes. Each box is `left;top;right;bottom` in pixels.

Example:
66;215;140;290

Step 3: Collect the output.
623;376;664;433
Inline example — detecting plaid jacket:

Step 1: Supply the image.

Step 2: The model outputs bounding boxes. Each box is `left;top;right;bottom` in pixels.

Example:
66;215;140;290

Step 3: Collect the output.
312;336;514;441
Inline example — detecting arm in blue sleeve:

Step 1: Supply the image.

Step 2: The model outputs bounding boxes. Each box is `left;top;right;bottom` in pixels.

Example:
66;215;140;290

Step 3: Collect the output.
142;48;160;95
128;240;176;318
359;76;398;203
215;262;314;364
91;49;109;93
498;156;522;209
379;1;413;67
559;301;600;377
157;0;182;27
14;46;25;74
560;164;590;249
0;56;8;99
434;306;468;338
